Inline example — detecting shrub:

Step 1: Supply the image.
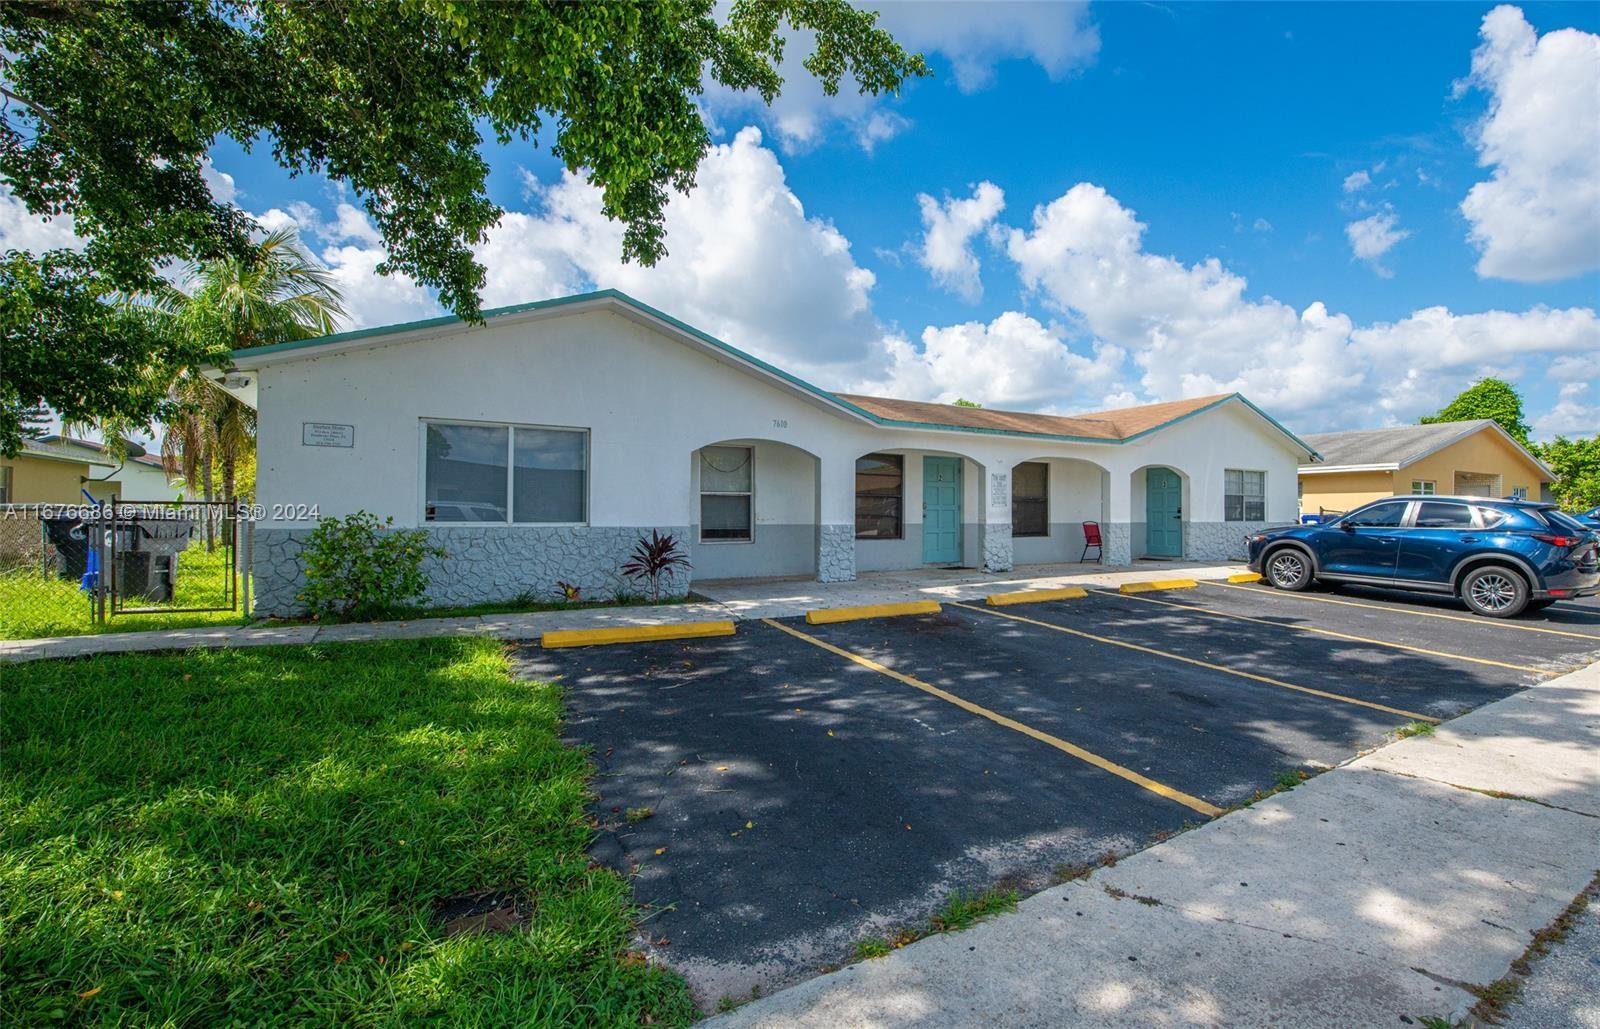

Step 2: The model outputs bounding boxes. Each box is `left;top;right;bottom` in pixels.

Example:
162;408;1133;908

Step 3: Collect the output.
619;530;691;604
297;511;445;621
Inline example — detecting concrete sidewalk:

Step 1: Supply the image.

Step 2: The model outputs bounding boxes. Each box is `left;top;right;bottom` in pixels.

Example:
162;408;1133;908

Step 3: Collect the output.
709;659;1600;1028
0;559;1240;664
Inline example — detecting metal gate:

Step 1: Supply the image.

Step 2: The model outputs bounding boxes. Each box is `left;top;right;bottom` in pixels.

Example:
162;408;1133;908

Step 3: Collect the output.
105;500;240;618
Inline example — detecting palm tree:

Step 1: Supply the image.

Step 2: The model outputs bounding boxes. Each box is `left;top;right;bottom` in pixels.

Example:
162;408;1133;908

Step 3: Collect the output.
157;228;345;529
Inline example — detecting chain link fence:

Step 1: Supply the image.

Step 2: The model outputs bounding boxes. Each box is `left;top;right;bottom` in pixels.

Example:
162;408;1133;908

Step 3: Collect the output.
1;502;248;639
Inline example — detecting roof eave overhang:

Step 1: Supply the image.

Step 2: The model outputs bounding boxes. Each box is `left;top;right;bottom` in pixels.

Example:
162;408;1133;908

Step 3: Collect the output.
213;291;1324;458
1298;462;1401;474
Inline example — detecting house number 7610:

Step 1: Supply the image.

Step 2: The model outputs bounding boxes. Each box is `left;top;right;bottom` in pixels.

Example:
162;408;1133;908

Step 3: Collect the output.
772;418;788;429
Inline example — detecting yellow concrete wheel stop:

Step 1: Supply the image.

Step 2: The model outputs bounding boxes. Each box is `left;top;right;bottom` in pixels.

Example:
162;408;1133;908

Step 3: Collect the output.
541;621;736;649
985;587;1089;606
805;600;942;625
1119;579;1200;594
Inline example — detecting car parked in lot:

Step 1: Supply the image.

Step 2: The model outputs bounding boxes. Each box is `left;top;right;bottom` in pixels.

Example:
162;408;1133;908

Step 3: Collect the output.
1248;496;1600;617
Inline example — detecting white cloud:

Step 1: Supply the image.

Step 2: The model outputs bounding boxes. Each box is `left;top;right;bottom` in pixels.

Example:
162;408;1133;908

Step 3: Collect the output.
860;311;1124;410
699;2;1097;152
699;26;894;154
1345;209;1411;276
1003;181;1600;428
1342;169;1372;192
0;184;84;252
1533;353;1600;438
507;127;886;376
200;159;237;205
254;201;439;329
916;181;1005;301
855;110;912;154
1459;5;1600;281
1532;382;1600;439
874;1;1100;93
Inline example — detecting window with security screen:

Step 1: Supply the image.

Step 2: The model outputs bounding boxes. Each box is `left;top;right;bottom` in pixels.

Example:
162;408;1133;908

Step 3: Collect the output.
1011;462;1048;537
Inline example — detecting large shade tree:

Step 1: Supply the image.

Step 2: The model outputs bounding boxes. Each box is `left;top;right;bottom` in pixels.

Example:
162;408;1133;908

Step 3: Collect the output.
0;1;927;454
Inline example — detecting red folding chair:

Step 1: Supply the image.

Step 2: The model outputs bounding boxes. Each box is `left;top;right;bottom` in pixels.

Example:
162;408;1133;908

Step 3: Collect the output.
1081;521;1102;562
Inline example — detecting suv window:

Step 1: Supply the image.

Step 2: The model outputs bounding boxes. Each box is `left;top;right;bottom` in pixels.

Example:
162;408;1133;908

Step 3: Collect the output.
1343;501;1408;528
1475;507;1508;528
1414;501;1474;528
1541;509;1593;535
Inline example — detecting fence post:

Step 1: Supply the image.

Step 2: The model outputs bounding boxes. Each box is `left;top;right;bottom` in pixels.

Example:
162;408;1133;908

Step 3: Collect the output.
241;508;252;619
95;504;110;624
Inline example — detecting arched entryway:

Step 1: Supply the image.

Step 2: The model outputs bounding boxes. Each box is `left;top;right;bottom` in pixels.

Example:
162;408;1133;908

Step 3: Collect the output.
1008;456;1111;565
687;438;820;580
848;447;992;572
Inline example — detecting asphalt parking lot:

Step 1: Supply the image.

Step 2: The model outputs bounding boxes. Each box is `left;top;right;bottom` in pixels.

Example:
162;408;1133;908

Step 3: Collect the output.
513;583;1600;1006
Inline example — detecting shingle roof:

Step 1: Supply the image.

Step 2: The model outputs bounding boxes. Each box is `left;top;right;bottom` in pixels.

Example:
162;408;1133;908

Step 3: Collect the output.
832;393;1235;442
19;436;119;468
1298;419;1552;479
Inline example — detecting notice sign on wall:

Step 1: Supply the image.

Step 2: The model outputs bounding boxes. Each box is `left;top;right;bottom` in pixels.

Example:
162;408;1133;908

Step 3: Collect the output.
302;422;355;448
990;472;1008;508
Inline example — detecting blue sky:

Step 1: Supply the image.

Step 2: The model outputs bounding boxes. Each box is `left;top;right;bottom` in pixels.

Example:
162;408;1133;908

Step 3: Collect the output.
7;2;1597;438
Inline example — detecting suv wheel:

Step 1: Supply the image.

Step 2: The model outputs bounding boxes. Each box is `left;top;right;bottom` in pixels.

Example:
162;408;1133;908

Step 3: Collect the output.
1460;565;1529;618
1264;547;1313;592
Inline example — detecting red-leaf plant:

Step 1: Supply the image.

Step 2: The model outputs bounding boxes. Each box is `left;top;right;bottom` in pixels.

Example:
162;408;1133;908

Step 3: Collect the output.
618;530;691;605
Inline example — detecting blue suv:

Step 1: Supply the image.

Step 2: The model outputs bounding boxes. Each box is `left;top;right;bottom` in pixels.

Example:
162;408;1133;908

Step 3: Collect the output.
1246;496;1600;618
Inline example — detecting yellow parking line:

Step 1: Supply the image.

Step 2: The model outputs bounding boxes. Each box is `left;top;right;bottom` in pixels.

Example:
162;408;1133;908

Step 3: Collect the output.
950;601;1438;723
1101;588;1558;676
760;618;1224;818
1203;581;1600;642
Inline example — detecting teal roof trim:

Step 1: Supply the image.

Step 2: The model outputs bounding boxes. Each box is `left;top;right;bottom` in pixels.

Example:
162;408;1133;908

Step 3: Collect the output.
228;289;1320;455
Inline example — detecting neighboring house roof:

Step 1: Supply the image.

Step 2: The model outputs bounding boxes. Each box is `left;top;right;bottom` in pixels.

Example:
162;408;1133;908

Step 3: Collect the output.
38;435;149;460
222;288;1320;457
16;436;120;469
1298;419;1553;479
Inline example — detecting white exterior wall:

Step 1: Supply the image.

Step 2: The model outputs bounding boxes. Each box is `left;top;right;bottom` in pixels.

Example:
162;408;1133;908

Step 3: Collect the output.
244;302;1304;612
109;461;182;501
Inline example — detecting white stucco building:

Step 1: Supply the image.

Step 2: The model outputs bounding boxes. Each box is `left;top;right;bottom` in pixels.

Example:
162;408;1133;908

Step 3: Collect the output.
218;291;1317;614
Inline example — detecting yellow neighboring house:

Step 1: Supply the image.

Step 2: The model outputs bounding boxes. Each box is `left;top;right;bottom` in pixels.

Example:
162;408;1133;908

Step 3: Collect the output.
0;436;123;504
1298;419;1553;517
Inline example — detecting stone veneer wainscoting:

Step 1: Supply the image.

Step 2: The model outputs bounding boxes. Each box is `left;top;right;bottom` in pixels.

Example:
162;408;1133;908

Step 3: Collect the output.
251;524;693;616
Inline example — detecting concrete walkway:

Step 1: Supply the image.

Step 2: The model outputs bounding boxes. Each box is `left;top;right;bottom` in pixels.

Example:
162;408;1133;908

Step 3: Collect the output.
709;659;1600;1028
0;559;1239;664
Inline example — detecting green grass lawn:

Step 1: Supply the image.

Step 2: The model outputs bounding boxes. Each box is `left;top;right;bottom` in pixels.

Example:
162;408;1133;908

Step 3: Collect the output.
1;543;247;640
2;542;688;640
0;639;695;1025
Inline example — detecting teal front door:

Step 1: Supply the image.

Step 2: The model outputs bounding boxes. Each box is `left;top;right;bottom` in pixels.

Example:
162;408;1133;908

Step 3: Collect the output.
1145;466;1183;557
922;457;963;565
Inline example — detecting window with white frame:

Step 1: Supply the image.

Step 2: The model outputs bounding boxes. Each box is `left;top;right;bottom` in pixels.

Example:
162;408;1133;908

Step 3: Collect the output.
700;445;753;542
423;421;587;524
1224;469;1266;522
1411;480;1436;495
